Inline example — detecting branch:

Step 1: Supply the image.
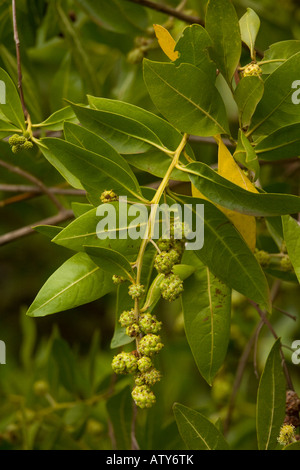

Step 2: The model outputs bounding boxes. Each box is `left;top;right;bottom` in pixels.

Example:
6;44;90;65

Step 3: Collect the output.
123;0;204;25
0;183;86;196
223;323;259;435
248;299;294;391
0;210;74;246
12;0;28;119
0;159;65;211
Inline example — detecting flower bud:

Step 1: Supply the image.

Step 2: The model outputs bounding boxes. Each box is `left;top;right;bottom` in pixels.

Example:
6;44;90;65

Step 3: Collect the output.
139;313;162;334
111;351;138;374
138;334;164;356
277;424;296;446
126;323;140;337
131;385;156;408
100;190;118;203
242;63;262;77
280;255;293;272
33;380;49;397
160;273;184;302
112;274;126;285
128;283;145;299
137;356;152;373
254;249;270;267
119;309;136;327
154;249;180;274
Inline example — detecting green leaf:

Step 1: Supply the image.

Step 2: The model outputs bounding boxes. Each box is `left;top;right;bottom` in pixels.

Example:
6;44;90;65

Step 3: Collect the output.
173;194;270;311
125;148;190;182
0;119;20;139
234;76;264;129
110;283;134;349
283;441;300;450
26;252;114;317
174;24;216;81
172;264;196;280
239;8;260;59
260;40;300;74
0;67;25;130
265;216;284;250
71;202;93;218
173;403;229;450
71;103;163;155
33;106;77;131
181;252;231;385
205;0;241;85
282;215;300;282
248;52;300;137
106;386;133;450
37;140;84;190
87;96;184;154
84;246;135;281
76;0;148;35
143;60;230;137
42;132;143;204
33;225;63;239
52;204;143;256
142;273;164;313
234;129;260;179
255;124;300;160
256;339;286;450
187;161;300;216
264;267;298;284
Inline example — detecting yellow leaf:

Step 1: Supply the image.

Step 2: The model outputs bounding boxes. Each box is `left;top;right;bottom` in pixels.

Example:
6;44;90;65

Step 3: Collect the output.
153;24;179;61
191;136;258;252
216;135;257;251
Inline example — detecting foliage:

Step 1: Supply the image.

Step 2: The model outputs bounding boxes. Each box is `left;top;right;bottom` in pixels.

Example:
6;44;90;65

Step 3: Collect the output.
0;0;300;451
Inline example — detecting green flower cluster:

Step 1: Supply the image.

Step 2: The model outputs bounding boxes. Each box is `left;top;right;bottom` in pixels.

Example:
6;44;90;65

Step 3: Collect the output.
242;62;262;77
160;273;184;302
254;249;270;267
280;255;293;272
128;283;145;299
100;190;118;203
277;424;296;446
9;133;33;153
112;274;126;285
110;221;189;408
112;307;163;408
154;223;186;302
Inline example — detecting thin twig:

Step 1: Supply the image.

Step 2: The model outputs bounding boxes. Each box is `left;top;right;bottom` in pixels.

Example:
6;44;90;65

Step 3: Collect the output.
0;210;74;246
123;0;204;25
248;299;294;391
189;135;235;148
0;183;86;196
253;320;265;379
0;192;39;207
273;305;297;321
0;159;65;211
224;324;259;435
131;402;140;450
12;0;28;119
